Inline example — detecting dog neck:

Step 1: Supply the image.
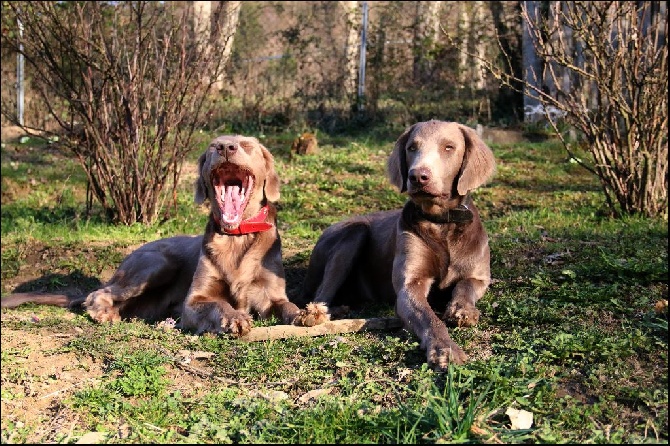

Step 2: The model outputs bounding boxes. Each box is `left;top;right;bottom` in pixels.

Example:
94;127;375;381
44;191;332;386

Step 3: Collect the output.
407;195;474;224
213;204;274;235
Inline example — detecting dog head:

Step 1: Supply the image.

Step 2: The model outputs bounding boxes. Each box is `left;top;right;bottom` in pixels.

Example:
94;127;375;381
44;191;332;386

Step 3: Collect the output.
194;135;281;231
387;120;495;203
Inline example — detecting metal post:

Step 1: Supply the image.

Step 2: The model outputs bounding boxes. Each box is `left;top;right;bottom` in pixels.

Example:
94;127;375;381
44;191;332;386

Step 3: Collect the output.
522;0;541;123
17;11;24;126
357;1;368;112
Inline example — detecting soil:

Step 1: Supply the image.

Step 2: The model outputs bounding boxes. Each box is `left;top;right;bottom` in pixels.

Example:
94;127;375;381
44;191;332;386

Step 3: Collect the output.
1;127;166;441
1;309;215;443
1;315;104;443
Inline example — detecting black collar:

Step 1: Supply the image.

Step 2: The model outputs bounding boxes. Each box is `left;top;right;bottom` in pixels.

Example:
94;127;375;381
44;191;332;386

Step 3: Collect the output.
404;196;474;224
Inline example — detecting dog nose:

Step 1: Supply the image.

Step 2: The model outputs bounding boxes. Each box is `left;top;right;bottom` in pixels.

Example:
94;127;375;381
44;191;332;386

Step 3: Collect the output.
217;143;238;156
409;167;431;186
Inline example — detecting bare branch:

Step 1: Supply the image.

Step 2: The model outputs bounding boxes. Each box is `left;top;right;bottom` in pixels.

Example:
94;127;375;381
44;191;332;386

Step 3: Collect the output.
2;1;237;224
451;1;668;218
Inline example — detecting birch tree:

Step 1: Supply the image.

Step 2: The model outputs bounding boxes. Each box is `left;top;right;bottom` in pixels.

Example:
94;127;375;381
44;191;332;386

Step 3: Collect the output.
459;1;486;90
341;1;360;103
413;1;442;84
193;1;241;91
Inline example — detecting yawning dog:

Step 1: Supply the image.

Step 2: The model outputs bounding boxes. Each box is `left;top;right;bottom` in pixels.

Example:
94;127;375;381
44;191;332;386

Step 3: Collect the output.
2;135;329;335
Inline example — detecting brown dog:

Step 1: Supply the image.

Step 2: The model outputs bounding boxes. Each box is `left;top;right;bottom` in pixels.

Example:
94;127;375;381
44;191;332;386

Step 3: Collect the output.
2;135;328;335
297;120;496;369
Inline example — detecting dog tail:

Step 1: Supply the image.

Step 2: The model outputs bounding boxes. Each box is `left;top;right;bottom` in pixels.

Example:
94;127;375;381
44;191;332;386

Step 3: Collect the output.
1;293;85;309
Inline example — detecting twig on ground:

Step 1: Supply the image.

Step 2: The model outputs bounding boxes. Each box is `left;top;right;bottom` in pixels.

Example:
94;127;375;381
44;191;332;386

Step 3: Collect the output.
239;317;404;342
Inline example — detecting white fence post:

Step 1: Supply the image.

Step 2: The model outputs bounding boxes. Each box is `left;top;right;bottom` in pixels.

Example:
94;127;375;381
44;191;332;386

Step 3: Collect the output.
17;11;24;126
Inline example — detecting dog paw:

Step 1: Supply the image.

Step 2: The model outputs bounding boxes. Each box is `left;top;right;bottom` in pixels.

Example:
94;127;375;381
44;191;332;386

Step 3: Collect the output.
220;311;253;337
426;338;468;370
292;303;330;327
443;301;480;327
84;290;121;323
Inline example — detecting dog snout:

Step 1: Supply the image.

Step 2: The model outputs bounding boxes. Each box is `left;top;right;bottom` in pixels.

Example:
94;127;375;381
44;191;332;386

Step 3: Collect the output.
216;142;238;156
409;167;431;187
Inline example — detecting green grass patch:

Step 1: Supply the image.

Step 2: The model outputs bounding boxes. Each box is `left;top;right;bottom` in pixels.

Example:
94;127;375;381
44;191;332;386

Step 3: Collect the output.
1;129;667;443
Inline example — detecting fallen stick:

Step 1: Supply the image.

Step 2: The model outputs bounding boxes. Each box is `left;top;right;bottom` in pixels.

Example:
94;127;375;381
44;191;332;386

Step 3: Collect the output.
239;317;404;342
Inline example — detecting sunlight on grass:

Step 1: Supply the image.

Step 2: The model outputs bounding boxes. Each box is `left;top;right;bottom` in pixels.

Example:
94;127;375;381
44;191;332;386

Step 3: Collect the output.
1;130;667;443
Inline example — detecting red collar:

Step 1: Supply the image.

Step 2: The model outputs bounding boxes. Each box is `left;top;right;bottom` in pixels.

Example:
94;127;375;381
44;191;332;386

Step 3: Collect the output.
214;205;274;235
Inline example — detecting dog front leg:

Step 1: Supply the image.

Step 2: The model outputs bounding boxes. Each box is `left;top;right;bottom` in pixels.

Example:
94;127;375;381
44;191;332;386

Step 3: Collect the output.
287;301;330;327
442;278;488;327
258;295;330;327
396;288;468;369
393;261;467;369
181;257;253;336
181;295;253;336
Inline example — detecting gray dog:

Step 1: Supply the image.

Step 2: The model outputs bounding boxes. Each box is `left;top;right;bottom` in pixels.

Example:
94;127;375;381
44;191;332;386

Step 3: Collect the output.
297;120;496;369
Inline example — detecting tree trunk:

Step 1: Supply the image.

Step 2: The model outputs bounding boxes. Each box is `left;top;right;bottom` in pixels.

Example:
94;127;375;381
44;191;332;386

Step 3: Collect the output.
459;2;485;90
488;1;524;122
193;1;241;91
413;1;442;84
341;1;360;104
543;2;572;101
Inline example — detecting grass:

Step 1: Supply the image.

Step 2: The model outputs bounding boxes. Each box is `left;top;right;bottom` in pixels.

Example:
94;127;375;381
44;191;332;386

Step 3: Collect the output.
1;128;667;444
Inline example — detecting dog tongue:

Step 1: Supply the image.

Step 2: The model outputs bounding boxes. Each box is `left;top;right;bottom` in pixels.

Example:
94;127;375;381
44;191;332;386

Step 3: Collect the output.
222;185;243;224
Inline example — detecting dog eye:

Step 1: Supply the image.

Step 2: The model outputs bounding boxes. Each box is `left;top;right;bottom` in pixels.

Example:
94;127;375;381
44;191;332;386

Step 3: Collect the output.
239;141;254;151
445;145;455;151
406;144;417;152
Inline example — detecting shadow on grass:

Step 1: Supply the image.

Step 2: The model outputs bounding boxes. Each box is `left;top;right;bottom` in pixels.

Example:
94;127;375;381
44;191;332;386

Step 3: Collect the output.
494;177;602;193
0;204;103;230
0;140;65;165
11;271;102;298
320;157;377;175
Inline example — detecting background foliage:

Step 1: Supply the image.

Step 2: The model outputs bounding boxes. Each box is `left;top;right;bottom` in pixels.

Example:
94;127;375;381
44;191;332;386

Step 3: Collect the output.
1;1;667;221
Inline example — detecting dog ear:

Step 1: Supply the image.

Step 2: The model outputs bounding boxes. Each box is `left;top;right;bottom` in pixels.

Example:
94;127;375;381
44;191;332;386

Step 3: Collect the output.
194;151;208;204
260;143;281;202
387;124;415;193
456;124;496;195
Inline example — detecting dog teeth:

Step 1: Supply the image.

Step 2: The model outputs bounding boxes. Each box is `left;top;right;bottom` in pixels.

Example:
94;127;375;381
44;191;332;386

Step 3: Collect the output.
221;185;245;203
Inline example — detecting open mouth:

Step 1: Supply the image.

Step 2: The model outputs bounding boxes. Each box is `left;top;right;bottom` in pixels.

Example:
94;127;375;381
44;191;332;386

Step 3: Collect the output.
212;163;255;229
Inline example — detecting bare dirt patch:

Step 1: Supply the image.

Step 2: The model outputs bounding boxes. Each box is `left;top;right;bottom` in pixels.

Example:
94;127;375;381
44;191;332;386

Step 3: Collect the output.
1;125;29;142
1;317;106;443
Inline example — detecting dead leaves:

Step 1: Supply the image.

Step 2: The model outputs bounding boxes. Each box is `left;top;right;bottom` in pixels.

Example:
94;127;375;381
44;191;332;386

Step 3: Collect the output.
75;431;108;444
296;387;333;404
176;349;215;364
